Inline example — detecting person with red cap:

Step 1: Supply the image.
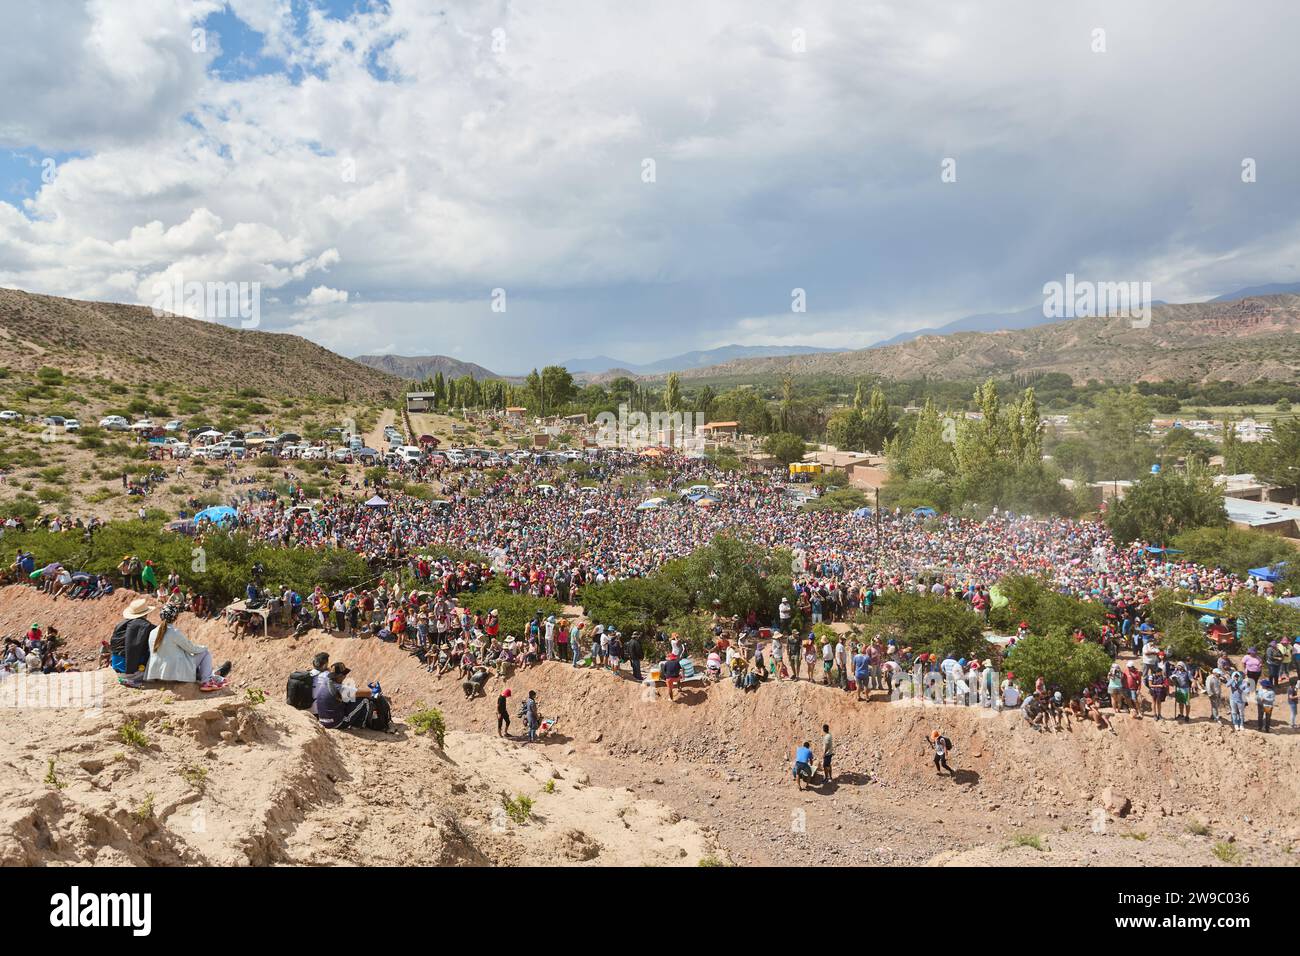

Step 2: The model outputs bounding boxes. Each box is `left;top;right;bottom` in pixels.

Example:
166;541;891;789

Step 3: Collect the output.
497;687;512;737
661;652;682;700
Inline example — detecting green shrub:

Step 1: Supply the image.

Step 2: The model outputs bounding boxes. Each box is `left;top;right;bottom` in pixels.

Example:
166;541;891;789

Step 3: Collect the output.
408;707;446;748
119;719;150;749
872;591;988;660
1172;526;1294;577
462;583;561;641
1003;632;1111;697
502;794;534;825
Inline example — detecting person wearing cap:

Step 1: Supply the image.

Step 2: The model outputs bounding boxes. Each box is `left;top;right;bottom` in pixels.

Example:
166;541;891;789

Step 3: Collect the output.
661;652;682;700
144;603;230;689
925;729;954;775
1001;672;1020;710
497;687;513;737
1144;657;1168;721
1255;678;1276;733
313;662;377;730
1170;662;1192;722
1227;670;1248;731
1123;662;1143;719
1205;667;1224;724
1265;640;1283;689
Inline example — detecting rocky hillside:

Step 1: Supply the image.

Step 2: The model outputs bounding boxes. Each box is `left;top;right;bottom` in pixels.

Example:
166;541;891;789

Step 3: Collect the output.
0;289;401;401
668;294;1300;384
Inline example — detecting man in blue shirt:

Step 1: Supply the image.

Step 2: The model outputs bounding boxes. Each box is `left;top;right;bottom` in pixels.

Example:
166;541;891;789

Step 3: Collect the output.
853;647;870;701
792;740;814;790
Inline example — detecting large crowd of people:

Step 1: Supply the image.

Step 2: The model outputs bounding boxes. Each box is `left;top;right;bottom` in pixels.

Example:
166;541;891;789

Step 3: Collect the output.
3;446;1296;741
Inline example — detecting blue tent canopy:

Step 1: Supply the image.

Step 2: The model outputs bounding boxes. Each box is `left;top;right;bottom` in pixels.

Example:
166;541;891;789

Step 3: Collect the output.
912;506;938;517
193;505;236;525
852;507;873;518
1145;546;1184;554
1248;563;1286;582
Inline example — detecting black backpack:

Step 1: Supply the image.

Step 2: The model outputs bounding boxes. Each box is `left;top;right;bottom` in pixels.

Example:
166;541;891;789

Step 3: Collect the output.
286;671;315;710
367;694;392;731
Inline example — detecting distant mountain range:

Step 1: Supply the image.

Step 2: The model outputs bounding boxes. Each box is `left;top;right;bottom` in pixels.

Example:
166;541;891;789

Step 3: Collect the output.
352;353;502;382
557;344;842;377
661;294;1300;385
869;282;1300;349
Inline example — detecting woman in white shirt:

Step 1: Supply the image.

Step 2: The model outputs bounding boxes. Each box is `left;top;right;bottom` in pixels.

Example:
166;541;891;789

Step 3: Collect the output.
145;604;230;689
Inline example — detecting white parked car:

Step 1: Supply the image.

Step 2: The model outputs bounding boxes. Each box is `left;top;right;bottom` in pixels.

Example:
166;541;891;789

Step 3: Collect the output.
301;446;327;461
0;410;22;422
63;419;81;432
99;415;128;430
397;445;425;464
164;420;184;432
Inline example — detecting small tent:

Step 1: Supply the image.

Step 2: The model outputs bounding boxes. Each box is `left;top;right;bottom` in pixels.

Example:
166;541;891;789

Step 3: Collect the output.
364;495;389;508
1247;563;1286;582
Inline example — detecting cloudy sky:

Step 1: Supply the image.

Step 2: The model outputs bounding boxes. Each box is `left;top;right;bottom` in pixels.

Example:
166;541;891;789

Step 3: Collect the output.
1;0;1298;374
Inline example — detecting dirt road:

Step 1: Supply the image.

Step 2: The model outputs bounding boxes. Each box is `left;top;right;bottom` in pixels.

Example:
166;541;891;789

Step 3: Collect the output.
364;407;396;451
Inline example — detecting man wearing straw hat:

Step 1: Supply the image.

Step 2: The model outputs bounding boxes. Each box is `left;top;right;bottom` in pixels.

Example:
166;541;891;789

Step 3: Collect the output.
111;598;157;683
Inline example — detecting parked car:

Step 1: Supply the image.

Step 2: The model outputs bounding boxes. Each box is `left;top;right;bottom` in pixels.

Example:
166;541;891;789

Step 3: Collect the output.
331;448;353;463
100;415;128;430
42;415;66;427
397;445;425;465
0;410;24;422
63;419;81;432
164;420;184;432
301;446;327;461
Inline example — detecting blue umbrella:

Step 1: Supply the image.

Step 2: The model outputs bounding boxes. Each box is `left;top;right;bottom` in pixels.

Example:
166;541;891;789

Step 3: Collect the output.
193;505;237;525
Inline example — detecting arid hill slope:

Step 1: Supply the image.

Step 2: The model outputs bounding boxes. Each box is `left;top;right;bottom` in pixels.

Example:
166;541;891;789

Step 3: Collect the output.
0;289;401;401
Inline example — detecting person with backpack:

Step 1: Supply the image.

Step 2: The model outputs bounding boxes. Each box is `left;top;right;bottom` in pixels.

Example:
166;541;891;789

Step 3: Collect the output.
313;662;386;731
286;652;332;711
111;598;156;681
926;729;954;775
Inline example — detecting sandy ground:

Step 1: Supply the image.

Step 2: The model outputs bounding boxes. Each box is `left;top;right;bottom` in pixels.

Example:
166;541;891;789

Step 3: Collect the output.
0;676;723;867
3;584;1298;867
